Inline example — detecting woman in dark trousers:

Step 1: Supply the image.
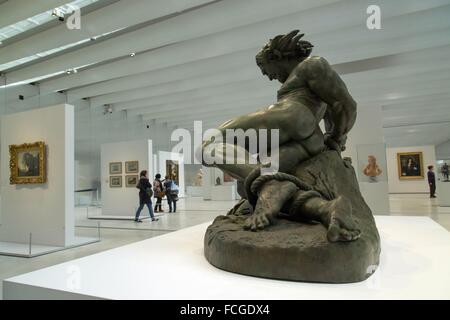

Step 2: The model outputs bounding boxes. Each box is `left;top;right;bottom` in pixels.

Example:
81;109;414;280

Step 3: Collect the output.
163;175;177;213
153;173;164;212
135;170;158;223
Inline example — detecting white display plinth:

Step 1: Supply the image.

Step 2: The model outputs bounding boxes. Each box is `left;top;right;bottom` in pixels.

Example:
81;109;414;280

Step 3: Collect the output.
4;216;450;300
0;237;98;258
359;182;390;214
186;186;203;197
211;185;236;201
438;181;450;207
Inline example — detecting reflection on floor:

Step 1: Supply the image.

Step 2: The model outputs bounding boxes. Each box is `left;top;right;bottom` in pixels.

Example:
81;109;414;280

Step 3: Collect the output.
1;194;449;299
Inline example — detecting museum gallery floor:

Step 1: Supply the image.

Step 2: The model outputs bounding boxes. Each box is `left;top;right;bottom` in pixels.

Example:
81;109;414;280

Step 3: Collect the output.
4;216;450;300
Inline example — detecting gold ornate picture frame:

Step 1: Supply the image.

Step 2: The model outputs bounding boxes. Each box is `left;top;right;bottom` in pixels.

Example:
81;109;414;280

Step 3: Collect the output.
9;141;47;184
397;152;424;180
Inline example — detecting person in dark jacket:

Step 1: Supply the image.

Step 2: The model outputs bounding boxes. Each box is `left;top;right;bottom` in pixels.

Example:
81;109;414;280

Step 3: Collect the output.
163;175;177;213
427;165;436;198
443;163;449;181
135;170;158;222
153;173;164;213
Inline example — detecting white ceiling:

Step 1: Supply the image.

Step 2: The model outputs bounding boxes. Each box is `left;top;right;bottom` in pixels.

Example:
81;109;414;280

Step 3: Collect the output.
1;0;450;155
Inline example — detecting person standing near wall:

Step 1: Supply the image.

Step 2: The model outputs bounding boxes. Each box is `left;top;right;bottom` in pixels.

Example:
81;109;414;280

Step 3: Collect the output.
163;175;176;213
428;165;437;198
443;163;449;181
153;173;164;212
135;170;158;222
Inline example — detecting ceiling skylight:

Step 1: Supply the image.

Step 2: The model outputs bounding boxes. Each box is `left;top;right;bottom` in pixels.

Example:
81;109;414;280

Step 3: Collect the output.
0;0;99;44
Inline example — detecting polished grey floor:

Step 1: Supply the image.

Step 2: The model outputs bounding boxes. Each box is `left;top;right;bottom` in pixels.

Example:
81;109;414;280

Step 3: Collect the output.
1;195;449;299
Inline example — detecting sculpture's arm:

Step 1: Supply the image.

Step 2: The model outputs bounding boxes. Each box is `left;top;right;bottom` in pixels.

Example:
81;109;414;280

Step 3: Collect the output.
302;57;357;148
363;165;370;176
376;165;383;175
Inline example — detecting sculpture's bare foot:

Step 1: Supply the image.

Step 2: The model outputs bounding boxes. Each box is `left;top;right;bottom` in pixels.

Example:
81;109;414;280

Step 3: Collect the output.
324;196;361;242
244;180;298;231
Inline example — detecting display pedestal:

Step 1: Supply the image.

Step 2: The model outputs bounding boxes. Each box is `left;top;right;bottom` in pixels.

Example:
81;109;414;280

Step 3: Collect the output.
359;182;390;214
186;186;203;197
438;181;450;207
211;185;236;201
4;216;450;299
0;237;98;258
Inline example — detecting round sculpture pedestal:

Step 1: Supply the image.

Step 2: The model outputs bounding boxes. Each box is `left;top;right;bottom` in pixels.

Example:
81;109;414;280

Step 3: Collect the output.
204;151;381;283
204;215;379;283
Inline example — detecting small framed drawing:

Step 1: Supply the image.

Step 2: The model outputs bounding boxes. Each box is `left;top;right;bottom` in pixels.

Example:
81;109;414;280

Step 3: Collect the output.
110;176;122;188
397;152;424;180
9;141;47;184
126;175;139;187
125;161;139;174
109;162;122;175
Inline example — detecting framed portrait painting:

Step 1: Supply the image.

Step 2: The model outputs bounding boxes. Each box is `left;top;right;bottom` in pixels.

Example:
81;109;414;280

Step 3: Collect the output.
110;176;122;188
397;152;424;180
166;160;179;185
109;162;122;175
125;175;138;187
9;141;47;184
125;161;139;174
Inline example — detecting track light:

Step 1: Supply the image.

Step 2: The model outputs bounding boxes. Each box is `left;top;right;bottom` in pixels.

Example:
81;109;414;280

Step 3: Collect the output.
104;105;113;115
52;8;65;21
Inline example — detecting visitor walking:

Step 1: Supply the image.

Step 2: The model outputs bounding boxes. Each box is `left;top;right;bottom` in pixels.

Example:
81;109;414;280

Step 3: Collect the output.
135;170;158;222
153;173;164;212
428;165;437;198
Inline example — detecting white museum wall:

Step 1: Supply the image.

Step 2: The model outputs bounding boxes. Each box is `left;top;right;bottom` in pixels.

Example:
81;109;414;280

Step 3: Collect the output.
436;140;450;160
386;145;436;194
100;140;153;216
343;105;390;214
201;166;238;201
157;151;185;198
75;159;100;206
0;104;75;246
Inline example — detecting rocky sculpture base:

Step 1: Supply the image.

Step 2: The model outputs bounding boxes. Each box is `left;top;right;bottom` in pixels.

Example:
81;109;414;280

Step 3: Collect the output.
204;151;381;283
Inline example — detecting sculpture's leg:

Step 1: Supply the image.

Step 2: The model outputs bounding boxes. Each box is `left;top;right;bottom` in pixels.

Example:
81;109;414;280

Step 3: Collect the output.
243;180;298;231
203;140;315;180
284;192;361;242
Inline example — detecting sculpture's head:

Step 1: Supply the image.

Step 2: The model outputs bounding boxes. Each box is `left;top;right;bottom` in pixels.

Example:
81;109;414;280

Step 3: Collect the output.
256;30;313;83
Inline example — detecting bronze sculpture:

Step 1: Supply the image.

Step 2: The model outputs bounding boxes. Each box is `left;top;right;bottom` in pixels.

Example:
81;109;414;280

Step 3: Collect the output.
202;30;380;283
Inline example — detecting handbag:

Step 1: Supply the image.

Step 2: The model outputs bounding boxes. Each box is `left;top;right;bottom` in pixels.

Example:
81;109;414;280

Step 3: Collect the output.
156;191;166;198
145;187;153;198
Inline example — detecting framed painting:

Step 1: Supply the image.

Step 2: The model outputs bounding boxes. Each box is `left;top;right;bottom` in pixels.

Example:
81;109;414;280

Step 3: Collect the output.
110;176;122;188
9;141;47;184
166;160;179;185
125;161;139;174
109;162;122;175
125;175;139;187
223;172;234;183
397;152;424;180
